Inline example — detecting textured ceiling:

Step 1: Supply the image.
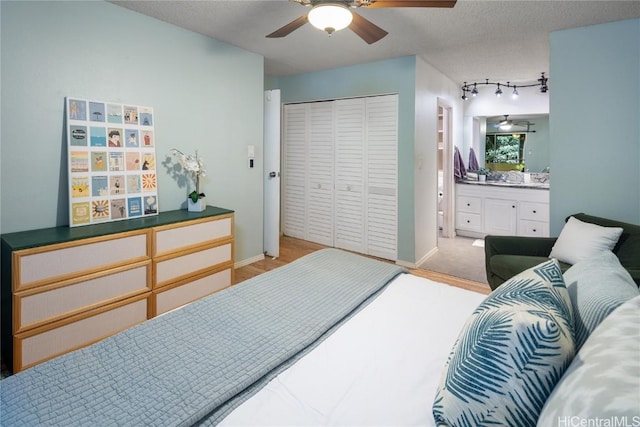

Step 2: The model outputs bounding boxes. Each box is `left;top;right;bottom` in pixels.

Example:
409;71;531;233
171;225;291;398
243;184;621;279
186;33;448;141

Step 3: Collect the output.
110;0;640;86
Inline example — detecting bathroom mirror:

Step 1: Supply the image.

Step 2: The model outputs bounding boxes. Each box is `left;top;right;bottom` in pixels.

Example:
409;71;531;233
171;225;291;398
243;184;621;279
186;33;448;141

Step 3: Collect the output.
483;114;549;173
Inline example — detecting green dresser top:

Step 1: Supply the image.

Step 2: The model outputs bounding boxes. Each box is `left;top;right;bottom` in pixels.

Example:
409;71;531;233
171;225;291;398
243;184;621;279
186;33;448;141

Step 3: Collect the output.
1;206;234;251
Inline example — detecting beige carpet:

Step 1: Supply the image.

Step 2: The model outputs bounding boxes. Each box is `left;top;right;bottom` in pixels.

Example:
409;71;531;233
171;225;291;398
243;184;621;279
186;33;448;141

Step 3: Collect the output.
419;236;488;284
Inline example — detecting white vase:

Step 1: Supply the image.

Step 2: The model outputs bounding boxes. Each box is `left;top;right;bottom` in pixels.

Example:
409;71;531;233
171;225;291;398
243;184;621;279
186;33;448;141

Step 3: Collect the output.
188;197;207;212
479;175;486;182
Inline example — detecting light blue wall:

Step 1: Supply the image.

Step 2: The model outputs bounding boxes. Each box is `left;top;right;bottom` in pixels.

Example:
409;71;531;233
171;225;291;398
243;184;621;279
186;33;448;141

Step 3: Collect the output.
273;56;418;263
522;116;550;174
549;18;640;232
0;1;265;262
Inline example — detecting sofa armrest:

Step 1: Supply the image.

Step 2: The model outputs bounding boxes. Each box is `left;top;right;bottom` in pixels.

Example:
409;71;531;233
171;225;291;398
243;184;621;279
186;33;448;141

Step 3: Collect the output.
484;235;558;290
484;235;557;259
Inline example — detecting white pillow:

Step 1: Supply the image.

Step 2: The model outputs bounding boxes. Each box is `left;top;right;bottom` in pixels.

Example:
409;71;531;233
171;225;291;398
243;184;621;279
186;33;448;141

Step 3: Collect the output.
549;216;623;265
537;295;640;425
563;250;639;350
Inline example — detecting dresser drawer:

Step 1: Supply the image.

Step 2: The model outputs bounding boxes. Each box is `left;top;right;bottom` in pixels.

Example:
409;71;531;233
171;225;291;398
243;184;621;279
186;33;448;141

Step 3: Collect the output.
15;295;149;372
15;262;151;334
456;212;482;232
518;220;549;237
154;268;232;316
153;215;232;256
518;202;549;222
15;231;149;291
457;196;482;214
154;243;232;288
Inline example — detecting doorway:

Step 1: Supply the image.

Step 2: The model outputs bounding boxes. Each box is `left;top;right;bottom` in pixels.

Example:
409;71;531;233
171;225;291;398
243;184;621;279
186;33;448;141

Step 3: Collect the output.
437;102;454;240
263;89;281;258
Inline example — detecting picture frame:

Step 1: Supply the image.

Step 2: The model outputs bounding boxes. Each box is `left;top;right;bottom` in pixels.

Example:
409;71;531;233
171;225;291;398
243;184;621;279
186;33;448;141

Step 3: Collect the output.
66;97;159;227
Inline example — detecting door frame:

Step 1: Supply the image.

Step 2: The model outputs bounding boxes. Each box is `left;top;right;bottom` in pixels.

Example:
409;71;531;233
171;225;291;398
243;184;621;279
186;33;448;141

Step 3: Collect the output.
437;98;455;239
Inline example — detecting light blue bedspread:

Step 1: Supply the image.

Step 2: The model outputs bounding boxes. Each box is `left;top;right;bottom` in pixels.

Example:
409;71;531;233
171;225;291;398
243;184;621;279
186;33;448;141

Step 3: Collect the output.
0;248;405;426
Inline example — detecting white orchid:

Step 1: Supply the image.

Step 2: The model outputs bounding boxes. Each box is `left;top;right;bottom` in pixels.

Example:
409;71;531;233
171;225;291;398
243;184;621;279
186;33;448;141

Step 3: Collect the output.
170;149;207;202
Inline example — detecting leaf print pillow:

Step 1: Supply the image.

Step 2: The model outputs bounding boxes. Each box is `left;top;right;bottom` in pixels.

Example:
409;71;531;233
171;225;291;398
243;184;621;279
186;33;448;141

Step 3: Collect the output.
433;259;575;427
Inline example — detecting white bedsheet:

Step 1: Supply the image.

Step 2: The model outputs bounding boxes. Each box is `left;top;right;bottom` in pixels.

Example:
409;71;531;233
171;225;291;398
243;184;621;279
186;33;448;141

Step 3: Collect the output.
219;273;486;426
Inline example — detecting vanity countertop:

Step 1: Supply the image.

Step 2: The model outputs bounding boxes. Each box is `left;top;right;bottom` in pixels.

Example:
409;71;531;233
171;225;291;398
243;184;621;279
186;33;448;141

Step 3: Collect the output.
458;179;549;190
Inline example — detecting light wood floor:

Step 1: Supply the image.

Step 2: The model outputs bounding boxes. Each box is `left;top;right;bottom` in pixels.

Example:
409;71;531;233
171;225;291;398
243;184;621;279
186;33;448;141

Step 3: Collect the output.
235;236;491;295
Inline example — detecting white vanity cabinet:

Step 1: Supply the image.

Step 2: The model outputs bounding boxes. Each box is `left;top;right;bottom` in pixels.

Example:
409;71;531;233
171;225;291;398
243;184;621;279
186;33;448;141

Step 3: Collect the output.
484;198;518;235
455;194;483;233
455;183;549;238
1;207;234;372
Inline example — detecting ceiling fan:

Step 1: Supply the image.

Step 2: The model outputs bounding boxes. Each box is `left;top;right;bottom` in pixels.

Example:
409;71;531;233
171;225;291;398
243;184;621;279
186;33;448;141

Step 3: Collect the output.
266;0;457;45
493;115;536;132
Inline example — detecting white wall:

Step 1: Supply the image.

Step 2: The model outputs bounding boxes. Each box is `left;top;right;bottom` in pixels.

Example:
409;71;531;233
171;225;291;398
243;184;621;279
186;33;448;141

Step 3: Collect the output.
414;57;463;266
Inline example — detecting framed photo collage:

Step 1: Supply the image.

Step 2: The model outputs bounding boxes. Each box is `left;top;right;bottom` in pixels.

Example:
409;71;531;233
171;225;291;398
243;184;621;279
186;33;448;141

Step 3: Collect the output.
66;97;159;227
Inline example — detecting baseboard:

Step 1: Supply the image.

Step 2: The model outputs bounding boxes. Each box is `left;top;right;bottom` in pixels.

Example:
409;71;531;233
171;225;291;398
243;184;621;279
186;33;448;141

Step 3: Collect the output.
395;259;417;269
414;246;439;267
234;253;265;269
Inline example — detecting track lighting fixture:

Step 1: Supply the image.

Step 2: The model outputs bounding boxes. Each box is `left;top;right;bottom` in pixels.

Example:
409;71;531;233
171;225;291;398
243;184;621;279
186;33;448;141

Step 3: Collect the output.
461;72;549;101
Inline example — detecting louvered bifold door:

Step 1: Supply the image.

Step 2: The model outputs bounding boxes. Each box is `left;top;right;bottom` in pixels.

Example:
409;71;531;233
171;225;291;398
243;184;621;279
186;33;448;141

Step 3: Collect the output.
305;102;335;246
365;95;398;260
282;104;307;239
334;98;366;254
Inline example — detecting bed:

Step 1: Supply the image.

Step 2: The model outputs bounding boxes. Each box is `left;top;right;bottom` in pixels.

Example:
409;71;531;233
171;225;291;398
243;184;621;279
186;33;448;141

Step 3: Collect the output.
1;247;638;426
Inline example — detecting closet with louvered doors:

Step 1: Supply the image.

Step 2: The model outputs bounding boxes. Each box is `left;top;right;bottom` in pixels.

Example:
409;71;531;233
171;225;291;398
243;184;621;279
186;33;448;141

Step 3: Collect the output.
282;94;398;261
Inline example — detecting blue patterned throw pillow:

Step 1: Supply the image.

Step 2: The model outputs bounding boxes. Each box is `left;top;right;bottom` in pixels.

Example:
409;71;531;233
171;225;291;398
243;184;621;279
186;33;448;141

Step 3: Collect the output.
433;259;575;427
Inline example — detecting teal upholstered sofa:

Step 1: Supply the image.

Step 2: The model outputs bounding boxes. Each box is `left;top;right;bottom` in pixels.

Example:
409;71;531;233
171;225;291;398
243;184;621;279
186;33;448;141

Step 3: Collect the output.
485;213;640;290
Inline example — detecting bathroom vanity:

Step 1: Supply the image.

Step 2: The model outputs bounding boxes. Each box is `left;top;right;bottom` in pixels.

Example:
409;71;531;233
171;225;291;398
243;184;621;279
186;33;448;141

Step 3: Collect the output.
455;181;549;238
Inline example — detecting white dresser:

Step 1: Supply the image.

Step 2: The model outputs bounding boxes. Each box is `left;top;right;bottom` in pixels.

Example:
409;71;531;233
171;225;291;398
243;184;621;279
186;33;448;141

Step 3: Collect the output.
1;207;234;372
456;183;549;238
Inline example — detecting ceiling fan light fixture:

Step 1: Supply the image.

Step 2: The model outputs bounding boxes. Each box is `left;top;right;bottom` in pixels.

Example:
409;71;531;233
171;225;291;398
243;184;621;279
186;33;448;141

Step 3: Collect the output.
308;3;353;35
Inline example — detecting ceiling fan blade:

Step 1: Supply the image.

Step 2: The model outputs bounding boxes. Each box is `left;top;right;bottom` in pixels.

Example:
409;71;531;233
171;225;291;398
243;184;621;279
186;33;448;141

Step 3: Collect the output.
365;1;456;8
349;12;388;44
266;14;308;38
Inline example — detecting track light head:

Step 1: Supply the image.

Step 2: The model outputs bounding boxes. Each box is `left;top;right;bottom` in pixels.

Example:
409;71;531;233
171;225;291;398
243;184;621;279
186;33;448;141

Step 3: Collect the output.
538;72;549;93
